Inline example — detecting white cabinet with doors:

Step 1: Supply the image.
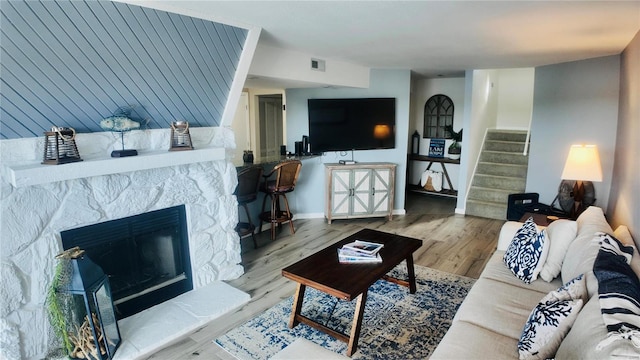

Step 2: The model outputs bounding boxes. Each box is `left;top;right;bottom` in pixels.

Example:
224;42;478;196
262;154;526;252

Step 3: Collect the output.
324;163;396;224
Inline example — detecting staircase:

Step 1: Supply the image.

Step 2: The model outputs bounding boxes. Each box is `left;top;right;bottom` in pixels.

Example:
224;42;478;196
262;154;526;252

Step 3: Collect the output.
466;130;529;220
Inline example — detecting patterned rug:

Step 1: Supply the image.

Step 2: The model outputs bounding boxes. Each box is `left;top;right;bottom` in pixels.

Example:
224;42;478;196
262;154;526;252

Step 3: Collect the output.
215;265;475;359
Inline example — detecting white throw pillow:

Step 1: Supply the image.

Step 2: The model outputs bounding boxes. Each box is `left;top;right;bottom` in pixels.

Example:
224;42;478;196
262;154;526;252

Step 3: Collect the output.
539;220;578;282
518;274;587;360
504;218;550;284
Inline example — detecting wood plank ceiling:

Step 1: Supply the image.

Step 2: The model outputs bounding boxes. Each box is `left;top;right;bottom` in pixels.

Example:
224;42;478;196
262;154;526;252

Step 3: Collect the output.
0;0;247;139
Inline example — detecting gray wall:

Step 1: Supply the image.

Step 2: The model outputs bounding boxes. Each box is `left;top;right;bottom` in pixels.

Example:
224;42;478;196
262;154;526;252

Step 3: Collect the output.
527;55;621;213
608;30;640;237
284;69;412;217
0;0;246;139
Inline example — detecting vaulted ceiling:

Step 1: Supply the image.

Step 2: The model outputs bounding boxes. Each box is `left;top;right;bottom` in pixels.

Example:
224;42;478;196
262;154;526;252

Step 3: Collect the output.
157;0;640;82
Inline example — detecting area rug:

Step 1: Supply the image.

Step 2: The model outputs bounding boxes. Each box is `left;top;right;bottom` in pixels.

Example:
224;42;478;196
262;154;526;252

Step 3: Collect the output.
215;265;475;359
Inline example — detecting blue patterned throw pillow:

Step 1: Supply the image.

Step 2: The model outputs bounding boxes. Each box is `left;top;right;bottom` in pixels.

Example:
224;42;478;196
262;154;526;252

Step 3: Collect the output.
504;217;548;284
518;274;587;360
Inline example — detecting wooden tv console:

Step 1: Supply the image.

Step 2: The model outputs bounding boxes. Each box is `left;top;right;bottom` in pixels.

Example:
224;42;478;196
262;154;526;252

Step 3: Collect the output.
324;162;396;224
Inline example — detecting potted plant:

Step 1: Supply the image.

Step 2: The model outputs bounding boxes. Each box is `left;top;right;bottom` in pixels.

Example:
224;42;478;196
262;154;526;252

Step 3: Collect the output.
445;125;462;160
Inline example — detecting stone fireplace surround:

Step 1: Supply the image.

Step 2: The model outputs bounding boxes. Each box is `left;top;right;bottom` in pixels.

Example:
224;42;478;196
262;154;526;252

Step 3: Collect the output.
0;127;247;359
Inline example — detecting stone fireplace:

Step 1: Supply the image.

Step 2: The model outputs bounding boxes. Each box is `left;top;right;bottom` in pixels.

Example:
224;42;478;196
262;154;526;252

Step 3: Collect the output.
0;127;245;359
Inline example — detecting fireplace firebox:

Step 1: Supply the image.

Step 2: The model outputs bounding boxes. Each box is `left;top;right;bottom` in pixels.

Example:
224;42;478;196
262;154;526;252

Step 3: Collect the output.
61;205;192;319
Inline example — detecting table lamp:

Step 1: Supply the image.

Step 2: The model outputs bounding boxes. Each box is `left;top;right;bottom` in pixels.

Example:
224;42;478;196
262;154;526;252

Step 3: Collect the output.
560;144;603;218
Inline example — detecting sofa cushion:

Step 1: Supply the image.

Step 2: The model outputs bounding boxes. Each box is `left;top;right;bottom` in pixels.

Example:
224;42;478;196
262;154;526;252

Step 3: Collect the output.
504;218;550;284
430;320;521;360
556;295;640;359
517;275;587;360
484;251;563;294
539;220;578;282
453;253;560;340
561;206;613;296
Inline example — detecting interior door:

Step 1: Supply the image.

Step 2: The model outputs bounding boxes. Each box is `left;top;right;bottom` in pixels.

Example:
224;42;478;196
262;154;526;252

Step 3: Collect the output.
258;95;283;157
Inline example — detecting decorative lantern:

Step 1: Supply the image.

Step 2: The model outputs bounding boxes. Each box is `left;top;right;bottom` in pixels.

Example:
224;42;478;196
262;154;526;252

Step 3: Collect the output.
42;127;83;165
169;121;193;151
51;247;120;360
411;130;420;155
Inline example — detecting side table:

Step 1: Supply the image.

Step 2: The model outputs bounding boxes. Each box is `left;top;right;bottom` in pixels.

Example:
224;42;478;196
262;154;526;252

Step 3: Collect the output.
519;212;564;227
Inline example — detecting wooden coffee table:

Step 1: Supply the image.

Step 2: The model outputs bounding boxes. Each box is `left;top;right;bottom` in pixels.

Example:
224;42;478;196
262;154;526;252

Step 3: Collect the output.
281;228;423;356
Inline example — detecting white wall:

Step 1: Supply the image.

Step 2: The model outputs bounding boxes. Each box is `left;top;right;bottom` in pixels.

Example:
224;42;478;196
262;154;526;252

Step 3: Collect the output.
608;30;640;236
527;55;620;208
408;77;465;188
457;70;500;211
249;43;370;89
496;68;535;130
285;69;412;217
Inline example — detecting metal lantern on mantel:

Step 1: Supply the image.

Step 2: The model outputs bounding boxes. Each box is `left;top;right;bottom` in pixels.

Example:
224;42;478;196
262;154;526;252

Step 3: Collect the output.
169;121;193;151
53;247;120;360
42;127;83;165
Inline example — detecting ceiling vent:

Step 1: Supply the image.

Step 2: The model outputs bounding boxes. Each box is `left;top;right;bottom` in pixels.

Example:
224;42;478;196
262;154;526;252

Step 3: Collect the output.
311;58;326;72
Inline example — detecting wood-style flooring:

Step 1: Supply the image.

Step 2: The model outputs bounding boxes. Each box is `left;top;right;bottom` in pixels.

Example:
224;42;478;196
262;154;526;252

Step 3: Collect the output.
145;194;504;359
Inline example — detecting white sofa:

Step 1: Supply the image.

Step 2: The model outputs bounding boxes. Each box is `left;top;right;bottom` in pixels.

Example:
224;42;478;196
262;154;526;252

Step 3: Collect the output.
431;206;640;359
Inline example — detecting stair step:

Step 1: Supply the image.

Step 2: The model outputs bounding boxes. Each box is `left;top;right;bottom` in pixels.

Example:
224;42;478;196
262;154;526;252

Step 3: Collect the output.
484;140;527;153
486;130;528;142
467;186;514;203
480;151;529;165
476;162;528;177
466;199;507;220
472;174;526;191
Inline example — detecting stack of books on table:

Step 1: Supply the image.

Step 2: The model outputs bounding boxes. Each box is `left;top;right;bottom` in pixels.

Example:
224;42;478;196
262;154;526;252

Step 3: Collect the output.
338;240;384;264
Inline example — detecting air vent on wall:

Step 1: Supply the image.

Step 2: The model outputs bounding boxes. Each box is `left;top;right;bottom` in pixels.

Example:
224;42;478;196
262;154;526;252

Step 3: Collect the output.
311;58;326;72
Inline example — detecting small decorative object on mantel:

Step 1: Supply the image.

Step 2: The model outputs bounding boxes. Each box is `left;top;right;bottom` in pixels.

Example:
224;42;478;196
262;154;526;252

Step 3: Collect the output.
428;138;445;158
42;126;83;165
445;125;463;160
169;120;193;151
100;105;143;158
243;150;254;163
47;246;120;360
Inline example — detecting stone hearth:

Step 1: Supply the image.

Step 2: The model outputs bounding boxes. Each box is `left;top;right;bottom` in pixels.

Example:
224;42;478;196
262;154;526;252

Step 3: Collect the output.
0;127;244;359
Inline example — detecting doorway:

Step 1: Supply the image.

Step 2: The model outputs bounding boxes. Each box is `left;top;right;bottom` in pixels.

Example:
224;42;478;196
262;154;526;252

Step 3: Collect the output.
258;94;283;158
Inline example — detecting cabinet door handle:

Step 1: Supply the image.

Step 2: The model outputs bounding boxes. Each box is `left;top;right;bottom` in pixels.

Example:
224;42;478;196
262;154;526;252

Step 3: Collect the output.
372;187;375;195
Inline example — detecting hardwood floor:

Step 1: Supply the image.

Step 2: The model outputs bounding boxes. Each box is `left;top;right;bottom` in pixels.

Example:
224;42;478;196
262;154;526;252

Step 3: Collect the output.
145;194;504;359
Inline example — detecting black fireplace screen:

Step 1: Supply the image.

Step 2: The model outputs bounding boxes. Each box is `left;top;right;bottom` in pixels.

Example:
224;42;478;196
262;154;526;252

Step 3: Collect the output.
61;205;192;319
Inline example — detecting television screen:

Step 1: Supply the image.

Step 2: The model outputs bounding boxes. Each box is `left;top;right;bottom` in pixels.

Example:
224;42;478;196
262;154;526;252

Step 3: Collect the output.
308;98;396;153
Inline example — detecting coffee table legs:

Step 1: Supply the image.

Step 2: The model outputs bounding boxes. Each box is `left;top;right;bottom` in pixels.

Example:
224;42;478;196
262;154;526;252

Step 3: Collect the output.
406;255;417;294
288;283;368;356
347;291;367;356
289;283;306;328
381;256;418;294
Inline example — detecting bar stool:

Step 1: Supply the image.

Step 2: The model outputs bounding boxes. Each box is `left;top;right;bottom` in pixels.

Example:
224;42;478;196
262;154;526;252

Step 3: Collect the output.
259;160;302;241
235;165;263;248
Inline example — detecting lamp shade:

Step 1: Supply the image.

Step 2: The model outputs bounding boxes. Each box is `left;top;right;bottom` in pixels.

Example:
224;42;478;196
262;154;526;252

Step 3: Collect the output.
561;144;603;182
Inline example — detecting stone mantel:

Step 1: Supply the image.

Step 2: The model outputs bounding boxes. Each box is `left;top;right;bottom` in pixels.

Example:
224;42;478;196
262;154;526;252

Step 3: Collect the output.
4;147;225;188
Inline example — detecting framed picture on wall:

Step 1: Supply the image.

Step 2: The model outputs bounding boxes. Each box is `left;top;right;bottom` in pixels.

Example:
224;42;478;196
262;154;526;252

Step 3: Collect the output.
429;139;445;157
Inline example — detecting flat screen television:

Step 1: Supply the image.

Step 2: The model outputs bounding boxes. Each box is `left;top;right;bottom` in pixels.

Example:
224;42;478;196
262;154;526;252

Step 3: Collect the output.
308;98;396;153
